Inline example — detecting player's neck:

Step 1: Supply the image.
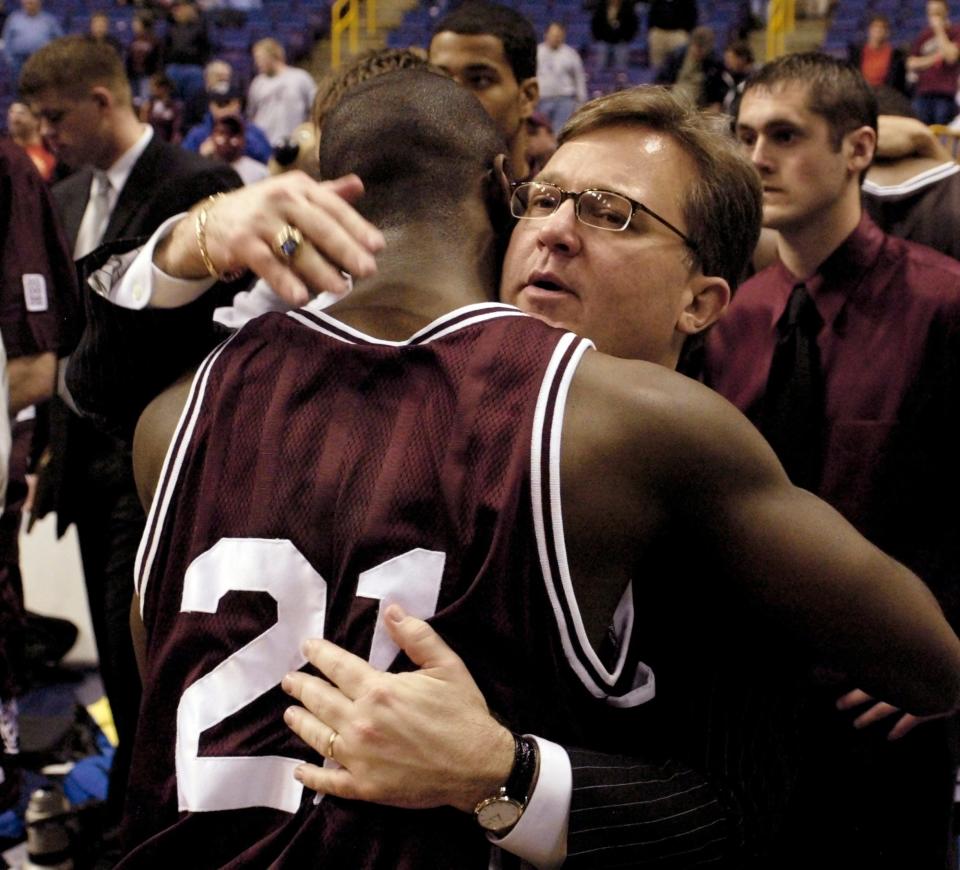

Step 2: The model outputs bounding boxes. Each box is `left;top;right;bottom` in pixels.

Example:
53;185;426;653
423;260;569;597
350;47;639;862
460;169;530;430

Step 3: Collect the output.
330;221;500;339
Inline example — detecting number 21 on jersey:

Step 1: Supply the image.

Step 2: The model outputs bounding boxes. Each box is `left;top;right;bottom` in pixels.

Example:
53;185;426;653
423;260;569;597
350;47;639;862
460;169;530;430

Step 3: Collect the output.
175;538;445;813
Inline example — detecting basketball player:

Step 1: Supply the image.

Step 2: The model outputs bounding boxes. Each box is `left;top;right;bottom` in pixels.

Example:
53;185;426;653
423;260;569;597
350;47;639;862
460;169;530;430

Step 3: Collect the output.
121;70;960;867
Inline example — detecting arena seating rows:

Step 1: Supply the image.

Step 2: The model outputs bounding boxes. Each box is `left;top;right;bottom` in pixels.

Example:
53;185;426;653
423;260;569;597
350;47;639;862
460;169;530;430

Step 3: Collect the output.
1;1;771;127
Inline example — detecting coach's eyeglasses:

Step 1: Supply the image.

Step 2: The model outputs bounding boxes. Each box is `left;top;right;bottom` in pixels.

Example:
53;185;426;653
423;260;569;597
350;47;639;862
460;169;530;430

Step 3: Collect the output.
509;181;697;251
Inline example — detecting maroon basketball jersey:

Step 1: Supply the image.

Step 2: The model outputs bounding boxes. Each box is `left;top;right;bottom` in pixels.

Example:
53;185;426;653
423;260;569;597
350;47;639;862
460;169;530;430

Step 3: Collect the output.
123;302;653;867
0;140;80;360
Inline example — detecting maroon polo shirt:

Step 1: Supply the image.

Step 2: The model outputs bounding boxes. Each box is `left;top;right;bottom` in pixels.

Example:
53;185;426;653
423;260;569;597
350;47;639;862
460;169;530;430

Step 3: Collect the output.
704;213;960;622
911;23;960;96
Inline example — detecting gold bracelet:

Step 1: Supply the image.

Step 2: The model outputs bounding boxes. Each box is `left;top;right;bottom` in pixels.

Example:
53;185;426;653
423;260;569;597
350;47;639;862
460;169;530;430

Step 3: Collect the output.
195;193;245;282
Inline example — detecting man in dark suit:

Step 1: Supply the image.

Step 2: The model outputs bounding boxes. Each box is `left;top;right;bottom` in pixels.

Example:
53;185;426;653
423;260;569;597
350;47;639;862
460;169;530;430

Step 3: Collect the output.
18;34;239;826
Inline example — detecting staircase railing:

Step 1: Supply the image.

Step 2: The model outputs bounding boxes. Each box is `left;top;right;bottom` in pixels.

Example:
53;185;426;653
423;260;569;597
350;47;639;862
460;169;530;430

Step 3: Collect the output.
331;0;378;67
766;0;796;60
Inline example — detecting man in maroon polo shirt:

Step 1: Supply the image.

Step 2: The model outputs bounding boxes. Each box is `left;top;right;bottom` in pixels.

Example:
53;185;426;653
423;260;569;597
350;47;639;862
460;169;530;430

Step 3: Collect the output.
0;138;78;821
908;0;960;124
708;51;960;869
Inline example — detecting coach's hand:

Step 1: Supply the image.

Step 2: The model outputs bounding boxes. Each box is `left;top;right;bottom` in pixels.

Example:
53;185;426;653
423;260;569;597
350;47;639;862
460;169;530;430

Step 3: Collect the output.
837;688;936;740
155;171;385;305
282;605;514;812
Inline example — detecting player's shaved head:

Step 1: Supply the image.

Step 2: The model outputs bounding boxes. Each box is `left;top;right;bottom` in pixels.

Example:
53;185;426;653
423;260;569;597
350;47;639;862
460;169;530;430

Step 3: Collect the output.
319;69;505;229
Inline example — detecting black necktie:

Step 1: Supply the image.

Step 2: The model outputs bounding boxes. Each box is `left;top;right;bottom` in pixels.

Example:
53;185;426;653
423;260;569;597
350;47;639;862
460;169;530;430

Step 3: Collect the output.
750;283;825;491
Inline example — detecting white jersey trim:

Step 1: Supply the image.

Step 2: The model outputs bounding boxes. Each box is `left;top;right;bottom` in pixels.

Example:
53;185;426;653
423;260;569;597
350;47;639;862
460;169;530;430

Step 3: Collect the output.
531;336;655;707
862;160;960;197
287;302;526;346
134;334;238;616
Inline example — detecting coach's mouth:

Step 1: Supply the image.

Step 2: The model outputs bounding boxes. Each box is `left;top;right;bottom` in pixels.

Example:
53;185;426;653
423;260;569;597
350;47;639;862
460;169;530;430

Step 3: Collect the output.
523;271;577;297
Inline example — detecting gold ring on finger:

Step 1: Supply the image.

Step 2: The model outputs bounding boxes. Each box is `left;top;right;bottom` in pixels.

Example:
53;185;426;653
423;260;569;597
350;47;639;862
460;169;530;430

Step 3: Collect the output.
274;224;304;263
326;729;339;762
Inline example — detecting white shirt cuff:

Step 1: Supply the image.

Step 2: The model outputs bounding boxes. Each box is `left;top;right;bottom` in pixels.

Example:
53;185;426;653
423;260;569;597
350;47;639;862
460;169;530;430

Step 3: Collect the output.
489;736;570;869
104;213;215;310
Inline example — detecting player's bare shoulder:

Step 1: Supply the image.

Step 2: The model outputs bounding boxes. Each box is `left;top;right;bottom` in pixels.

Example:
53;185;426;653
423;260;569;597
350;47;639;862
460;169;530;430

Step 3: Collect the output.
132;373;194;509
564;349;785;505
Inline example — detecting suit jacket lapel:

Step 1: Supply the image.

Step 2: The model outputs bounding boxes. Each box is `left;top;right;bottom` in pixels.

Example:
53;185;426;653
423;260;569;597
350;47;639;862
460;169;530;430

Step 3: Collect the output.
103;136;165;243
62;168;94;251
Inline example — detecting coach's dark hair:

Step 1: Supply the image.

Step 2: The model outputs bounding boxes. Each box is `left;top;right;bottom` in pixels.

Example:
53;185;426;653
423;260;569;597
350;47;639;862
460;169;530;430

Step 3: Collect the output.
320;69;504;230
741;52;878;148
432;1;537;82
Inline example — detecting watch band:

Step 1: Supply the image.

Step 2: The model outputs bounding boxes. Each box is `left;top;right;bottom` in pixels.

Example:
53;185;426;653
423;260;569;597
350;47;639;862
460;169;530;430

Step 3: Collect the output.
474;734;540;837
504;733;538;805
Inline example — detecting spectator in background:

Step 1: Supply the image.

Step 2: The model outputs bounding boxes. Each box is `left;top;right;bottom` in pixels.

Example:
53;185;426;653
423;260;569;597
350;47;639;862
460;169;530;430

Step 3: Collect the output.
908;0;960;124
182;57;231;129
732;0;764;38
590;0;638;71
718;38;754;113
87;11;123;56
647;0;697;69
655;25;725;110
163;0;211;105
208;113;269;184
267;121;318;176
524;110;556;176
139;72;183;142
247;37;317;144
183;84;272;163
536;22;586;132
849;14;908;98
6;101;56;180
126;11;163;104
1;0;62;81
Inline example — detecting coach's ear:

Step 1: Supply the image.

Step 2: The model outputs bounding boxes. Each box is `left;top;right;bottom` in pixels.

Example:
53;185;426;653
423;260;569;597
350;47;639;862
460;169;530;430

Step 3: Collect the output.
677;274;731;335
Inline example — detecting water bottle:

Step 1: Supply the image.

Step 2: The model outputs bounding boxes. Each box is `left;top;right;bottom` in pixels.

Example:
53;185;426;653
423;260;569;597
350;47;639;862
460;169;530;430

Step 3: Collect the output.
23;785;73;870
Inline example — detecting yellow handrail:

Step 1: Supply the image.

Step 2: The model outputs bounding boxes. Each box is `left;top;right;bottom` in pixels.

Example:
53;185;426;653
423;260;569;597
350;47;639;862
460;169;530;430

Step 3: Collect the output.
766;0;796;61
330;0;378;68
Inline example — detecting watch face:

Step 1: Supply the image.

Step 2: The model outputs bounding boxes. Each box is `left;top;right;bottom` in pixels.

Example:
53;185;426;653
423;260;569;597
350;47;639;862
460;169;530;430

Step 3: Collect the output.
476;797;522;833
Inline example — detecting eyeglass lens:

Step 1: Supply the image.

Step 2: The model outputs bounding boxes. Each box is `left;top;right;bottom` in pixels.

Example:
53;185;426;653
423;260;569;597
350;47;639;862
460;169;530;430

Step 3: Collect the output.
511;183;633;230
